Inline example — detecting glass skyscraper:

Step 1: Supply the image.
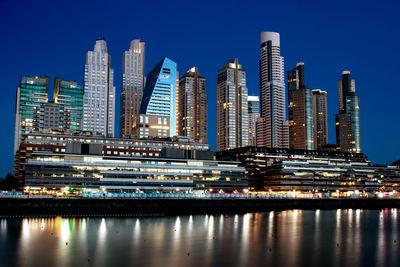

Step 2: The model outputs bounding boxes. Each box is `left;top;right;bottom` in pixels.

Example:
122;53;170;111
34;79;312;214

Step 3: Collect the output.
14;76;83;154
336;71;361;153
54;78;83;131
14;76;48;153
248;96;260;146
140;57;178;137
287;63;314;150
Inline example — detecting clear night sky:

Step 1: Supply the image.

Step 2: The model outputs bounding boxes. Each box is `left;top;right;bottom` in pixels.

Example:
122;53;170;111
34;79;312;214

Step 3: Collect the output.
0;0;399;176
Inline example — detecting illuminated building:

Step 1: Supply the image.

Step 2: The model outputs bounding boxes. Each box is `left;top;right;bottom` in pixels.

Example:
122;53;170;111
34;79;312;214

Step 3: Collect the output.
140;57;178;137
312;89;328;150
336;71;361;153
248;96;260;146
217;58;249;151
216;146;400;195
131;114;170;138
23;148;247;194
257;32;289;148
14;76;83;154
120;39;145;137
287;62;314;150
178;67;208;143
83;39;115;137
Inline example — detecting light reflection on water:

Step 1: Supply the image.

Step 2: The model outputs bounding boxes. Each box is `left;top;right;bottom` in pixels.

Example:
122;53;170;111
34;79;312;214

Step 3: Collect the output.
0;209;399;267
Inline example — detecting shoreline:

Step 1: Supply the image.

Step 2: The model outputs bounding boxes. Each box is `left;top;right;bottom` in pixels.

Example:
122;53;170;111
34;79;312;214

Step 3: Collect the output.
1;198;400;217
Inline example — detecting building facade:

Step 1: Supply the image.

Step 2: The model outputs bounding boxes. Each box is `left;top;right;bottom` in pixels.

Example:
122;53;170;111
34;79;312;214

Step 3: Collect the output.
287;63;314;150
54;78;84;131
178;67;207;143
257;32;288;148
14;76;83;154
216;146;400;195
83;39;115;137
336;71;361;153
120;39;145;137
140;57;178;137
217;59;249;151
248;96;260;146
131;114;170;139
23;149;247;194
312;89;328;150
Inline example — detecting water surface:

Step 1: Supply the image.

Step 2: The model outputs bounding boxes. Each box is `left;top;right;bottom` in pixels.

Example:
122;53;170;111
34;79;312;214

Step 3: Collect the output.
0;209;399;267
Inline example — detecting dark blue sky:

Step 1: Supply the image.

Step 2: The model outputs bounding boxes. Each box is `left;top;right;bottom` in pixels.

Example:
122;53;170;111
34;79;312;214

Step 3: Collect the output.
0;0;399;176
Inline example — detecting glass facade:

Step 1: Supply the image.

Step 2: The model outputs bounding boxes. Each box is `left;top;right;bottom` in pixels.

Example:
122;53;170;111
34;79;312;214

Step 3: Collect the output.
54;78;84;131
140;57;177;137
24;152;247;193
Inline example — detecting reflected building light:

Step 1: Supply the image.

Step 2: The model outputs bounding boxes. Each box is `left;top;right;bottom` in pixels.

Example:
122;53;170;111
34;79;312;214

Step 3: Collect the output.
60;219;70;243
188;215;193;233
0;219;7;236
98;218;107;245
41;219;45;231
21;219;30;242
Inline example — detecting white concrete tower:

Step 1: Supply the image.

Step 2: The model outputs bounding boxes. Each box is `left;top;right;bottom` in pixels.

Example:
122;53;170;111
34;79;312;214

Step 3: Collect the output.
83;39;115;137
257;32;289;148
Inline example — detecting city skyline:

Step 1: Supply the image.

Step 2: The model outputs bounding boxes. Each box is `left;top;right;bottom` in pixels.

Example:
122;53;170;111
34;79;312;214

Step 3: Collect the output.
1;0;399;176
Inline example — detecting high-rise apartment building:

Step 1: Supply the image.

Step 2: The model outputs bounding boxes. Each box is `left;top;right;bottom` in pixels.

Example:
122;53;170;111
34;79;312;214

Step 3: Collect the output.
83;39;115;137
257;32;289;148
120;39;145;137
178;67;207;143
14;76;83;154
287;63;314;150
140;57;178;137
336;71;361;153
217;59;249;151
312;89;328;150
248;96;260;146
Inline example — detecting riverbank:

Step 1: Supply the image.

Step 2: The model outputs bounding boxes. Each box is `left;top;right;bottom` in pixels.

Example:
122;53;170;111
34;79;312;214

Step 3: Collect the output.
1;198;400;217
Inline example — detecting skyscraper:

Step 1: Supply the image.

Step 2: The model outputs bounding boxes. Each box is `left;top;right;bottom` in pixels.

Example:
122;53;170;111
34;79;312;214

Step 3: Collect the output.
336;71;361;153
120;39;145;137
14;76;83;154
83;39;115;137
217;59;249;151
257;32;288;148
178;67;207;143
140;57;178;137
287;63;314;150
248;96;260;146
14;76;48;153
54;78;84;131
312;89;328;150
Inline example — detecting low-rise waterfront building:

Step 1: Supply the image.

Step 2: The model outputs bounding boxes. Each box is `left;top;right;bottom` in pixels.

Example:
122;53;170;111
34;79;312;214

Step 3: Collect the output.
23;149;247;194
216;147;400;196
14;131;211;185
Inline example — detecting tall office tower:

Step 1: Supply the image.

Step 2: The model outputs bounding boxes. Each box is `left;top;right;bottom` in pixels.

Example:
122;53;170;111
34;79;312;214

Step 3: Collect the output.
140;57;178;137
287;62;314;150
14;76;84;154
178;67;207;143
217;59;249;151
336;71;361;153
83;39;115;137
312;89;328;150
14;76;49;153
257;32;288;148
54;78;84;131
120;39;145;137
248;96;260;146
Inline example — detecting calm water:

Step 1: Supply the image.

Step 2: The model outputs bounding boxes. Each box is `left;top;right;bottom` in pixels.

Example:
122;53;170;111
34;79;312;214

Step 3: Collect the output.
0;209;399;267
